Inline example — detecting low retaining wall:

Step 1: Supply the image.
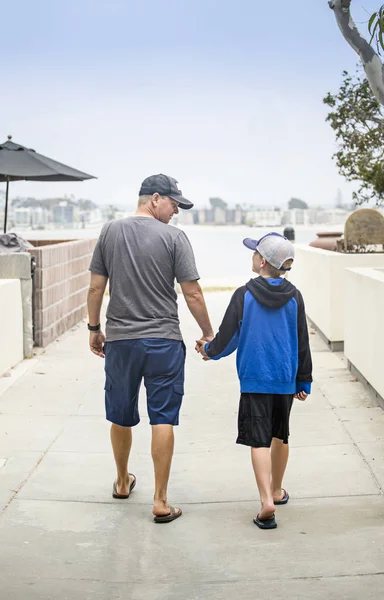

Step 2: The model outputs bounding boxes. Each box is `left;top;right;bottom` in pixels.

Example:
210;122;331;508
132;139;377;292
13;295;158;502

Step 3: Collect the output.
28;239;96;347
0;279;24;375
289;245;384;348
0;252;33;358
344;267;384;405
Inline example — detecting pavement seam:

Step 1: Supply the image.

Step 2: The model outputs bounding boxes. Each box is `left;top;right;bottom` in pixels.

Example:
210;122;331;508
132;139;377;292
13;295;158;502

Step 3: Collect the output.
44;441;360;454
8;492;383;506
11;571;384;585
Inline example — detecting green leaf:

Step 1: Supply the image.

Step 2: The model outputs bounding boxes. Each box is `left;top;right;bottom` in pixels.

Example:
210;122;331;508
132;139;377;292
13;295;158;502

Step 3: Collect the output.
369;12;378;34
380;27;384;53
369;19;380;46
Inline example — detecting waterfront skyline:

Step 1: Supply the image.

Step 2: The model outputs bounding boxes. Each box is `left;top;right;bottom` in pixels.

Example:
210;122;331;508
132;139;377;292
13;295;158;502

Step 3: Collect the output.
2;0;380;209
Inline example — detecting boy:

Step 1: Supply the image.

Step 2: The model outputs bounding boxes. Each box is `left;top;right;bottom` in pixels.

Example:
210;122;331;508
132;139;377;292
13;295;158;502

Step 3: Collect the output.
196;232;312;530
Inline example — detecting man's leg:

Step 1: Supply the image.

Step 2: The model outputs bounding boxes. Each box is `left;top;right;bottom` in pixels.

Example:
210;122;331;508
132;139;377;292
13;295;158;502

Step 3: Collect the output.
105;340;142;497
251;447;275;519
111;424;134;495
271;437;289;502
151;424;175;516
144;339;185;519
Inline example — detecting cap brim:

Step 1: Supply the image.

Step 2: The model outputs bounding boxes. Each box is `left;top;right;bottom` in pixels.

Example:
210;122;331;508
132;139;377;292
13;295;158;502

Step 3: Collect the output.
168;194;194;210
243;238;258;251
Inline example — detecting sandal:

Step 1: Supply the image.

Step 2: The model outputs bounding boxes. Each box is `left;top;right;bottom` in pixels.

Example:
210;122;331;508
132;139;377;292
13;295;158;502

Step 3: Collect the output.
253;513;277;529
274;489;289;505
112;474;136;499
153;506;182;523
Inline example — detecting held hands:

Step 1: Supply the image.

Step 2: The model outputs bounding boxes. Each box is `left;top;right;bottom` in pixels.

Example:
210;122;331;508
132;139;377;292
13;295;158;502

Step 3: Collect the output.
89;330;106;358
195;338;211;361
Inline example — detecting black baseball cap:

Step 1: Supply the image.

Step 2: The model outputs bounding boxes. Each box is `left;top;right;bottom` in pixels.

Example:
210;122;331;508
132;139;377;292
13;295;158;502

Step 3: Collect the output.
139;174;194;210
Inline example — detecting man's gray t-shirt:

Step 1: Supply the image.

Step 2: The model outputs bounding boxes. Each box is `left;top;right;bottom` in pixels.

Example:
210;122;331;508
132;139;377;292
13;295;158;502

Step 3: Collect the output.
89;217;199;342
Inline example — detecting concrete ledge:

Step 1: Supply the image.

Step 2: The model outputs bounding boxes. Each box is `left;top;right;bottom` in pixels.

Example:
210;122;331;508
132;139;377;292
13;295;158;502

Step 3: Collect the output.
0;279;24;375
0;253;33;358
289;245;384;344
348;360;384;411
344;267;384;400
307;317;344;352
0;252;32;280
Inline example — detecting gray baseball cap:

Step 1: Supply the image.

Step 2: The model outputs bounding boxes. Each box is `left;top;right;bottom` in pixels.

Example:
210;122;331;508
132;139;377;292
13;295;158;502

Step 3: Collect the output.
243;233;295;271
139;174;194;210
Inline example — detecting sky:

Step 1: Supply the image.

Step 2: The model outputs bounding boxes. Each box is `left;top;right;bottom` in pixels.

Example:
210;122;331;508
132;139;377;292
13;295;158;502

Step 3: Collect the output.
1;0;381;209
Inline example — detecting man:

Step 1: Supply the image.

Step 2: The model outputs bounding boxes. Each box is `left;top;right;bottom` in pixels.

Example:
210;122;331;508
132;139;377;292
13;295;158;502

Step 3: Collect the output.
87;174;214;523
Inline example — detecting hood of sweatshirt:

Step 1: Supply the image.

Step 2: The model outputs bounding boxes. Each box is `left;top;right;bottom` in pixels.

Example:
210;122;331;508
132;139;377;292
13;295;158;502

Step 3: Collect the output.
245;277;297;309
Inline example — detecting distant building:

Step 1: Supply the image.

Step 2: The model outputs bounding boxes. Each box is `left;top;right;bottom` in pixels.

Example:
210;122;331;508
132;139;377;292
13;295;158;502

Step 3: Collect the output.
282;208;351;227
52;201;79;225
225;209;243;225
176;211;194;225
177;205;352;228
213;207;226;225
246;208;282;227
79;208;103;225
14;206;50;228
14;208;31;227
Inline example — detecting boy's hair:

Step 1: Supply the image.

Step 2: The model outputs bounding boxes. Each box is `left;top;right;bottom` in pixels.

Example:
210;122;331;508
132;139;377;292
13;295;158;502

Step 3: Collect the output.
258;252;293;278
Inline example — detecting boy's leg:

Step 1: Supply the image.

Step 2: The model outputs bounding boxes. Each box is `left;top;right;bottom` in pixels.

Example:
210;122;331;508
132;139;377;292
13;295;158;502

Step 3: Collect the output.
237;393;275;519
271;438;289;502
271;395;294;501
251;447;275;519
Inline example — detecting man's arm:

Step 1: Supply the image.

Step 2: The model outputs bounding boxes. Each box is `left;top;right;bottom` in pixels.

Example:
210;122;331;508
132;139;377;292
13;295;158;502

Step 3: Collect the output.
87;273;108;357
180;280;214;341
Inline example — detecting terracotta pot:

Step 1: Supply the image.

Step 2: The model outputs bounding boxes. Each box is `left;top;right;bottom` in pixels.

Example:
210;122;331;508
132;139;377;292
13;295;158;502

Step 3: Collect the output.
309;231;343;251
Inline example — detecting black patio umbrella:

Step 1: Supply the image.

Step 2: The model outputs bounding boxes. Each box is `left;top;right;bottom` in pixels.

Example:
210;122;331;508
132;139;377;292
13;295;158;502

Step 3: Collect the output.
0;135;95;233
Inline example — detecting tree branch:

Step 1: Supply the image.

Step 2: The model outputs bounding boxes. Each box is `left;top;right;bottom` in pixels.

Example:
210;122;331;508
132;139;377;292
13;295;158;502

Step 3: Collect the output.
329;0;384;105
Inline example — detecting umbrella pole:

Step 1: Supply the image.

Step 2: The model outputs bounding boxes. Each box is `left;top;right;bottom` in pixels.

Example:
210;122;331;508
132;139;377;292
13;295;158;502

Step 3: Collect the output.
3;178;9;234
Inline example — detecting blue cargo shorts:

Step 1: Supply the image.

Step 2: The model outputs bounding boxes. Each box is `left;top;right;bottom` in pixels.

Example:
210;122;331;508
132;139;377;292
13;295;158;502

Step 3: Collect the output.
104;338;186;427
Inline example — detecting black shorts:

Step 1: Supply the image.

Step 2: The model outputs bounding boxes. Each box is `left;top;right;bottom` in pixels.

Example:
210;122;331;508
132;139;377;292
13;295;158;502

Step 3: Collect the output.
236;393;294;448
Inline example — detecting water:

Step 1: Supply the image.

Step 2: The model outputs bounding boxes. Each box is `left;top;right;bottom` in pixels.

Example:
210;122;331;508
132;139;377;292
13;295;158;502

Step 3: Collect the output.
179;225;322;285
12;222;343;287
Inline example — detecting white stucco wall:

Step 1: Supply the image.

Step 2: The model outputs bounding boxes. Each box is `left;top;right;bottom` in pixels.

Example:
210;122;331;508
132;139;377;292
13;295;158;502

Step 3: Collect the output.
344;267;384;399
289;246;384;343
0;279;24;375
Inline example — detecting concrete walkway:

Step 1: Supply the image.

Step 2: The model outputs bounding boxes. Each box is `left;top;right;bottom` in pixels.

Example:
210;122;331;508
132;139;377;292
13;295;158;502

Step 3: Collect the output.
0;292;384;600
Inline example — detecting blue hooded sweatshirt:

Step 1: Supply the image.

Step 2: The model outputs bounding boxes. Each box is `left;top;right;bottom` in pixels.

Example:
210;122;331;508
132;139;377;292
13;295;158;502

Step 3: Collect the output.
204;277;312;395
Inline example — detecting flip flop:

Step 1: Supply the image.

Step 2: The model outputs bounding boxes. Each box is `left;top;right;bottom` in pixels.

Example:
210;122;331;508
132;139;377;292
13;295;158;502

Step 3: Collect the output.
153;506;182;524
112;474;136;499
274;489;289;505
253;513;277;530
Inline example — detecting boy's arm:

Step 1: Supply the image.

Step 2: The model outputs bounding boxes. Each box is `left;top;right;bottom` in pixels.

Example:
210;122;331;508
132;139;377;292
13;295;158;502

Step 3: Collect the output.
204;287;245;360
296;291;313;394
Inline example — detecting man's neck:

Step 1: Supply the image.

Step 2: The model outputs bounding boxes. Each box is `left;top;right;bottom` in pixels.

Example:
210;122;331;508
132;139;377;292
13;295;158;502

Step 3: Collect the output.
135;206;155;219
